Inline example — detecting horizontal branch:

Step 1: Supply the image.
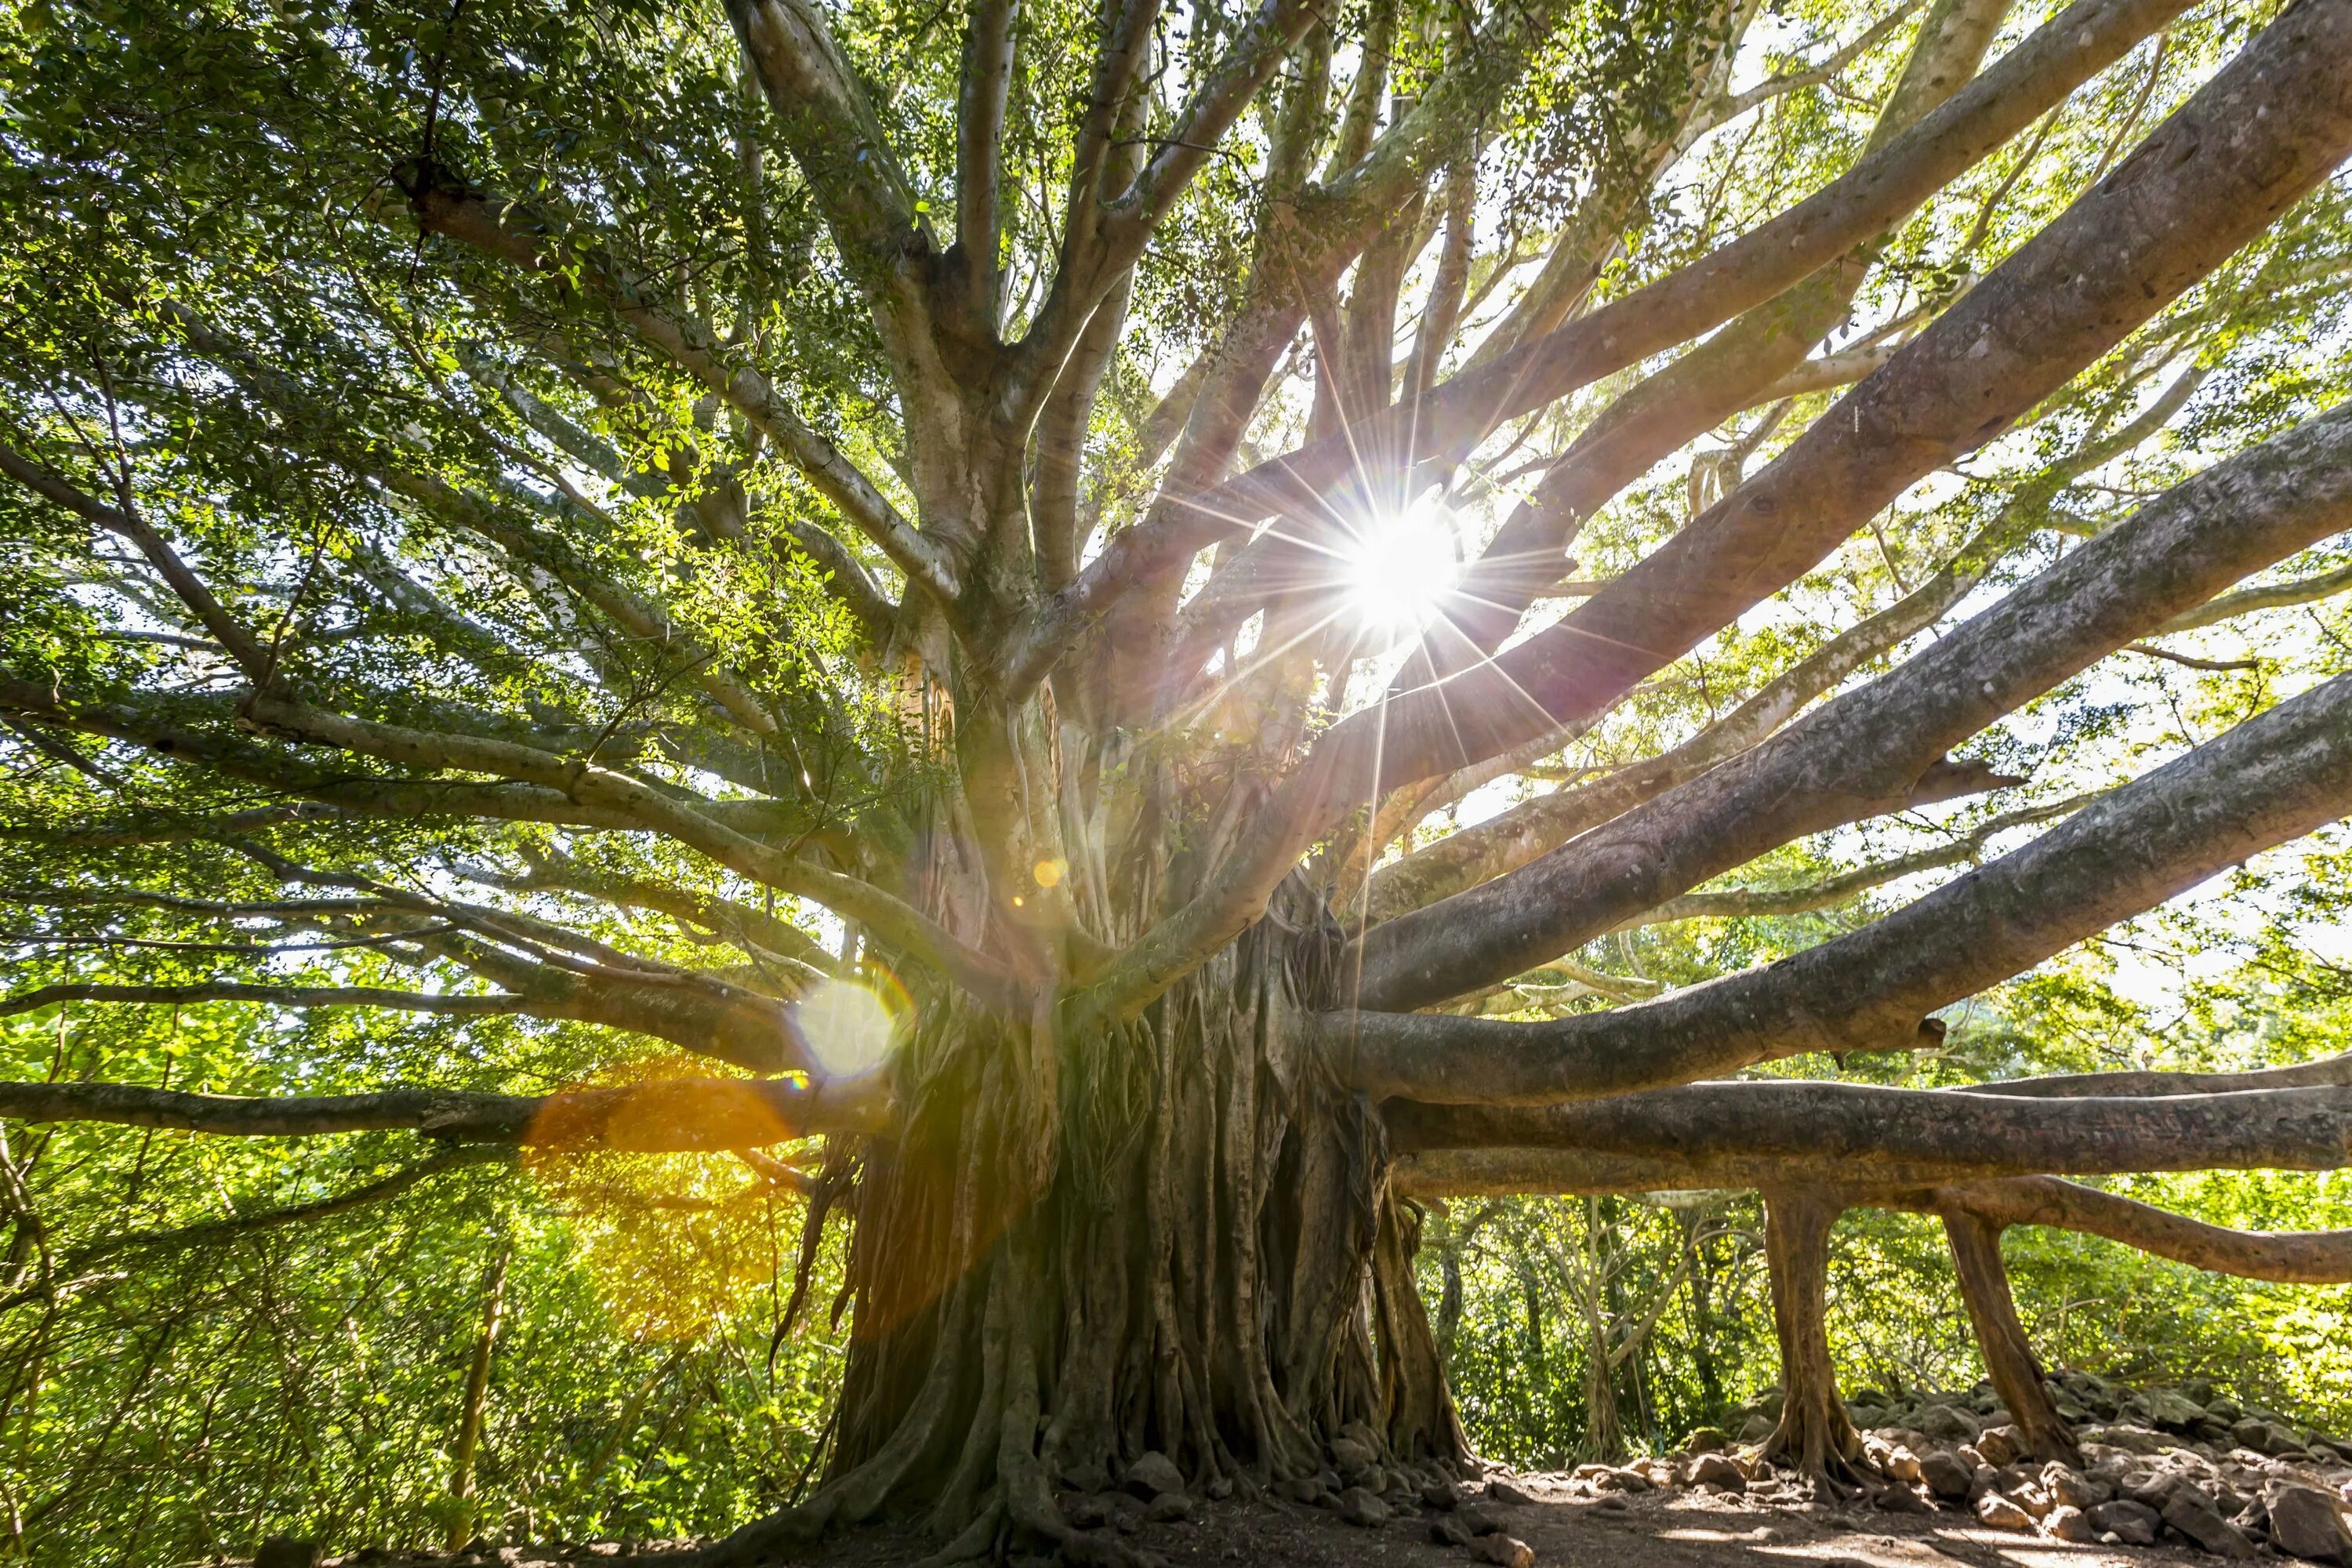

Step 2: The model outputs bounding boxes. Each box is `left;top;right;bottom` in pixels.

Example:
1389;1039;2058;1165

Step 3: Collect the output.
2158;560;2352;634
1352;399;2352;1010
1384;1081;2352;1178
1332;667;2352;1103
0;983;532;1019
1926;1177;2352;1284
1967;1049;2352;1099
69;1145;510;1266
0;1075;889;1148
1393;1153;2352;1285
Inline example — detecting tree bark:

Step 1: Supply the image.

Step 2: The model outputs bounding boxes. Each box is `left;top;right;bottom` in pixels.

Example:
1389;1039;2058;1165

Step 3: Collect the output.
1939;1210;2079;1461
699;902;1468;1566
447;1246;511;1552
1757;1189;1864;1483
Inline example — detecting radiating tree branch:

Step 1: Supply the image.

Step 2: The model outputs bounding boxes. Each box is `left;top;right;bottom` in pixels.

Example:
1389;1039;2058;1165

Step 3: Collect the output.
1352;401;2352;1011
1022;0;2199;676
1334;667;2352;1104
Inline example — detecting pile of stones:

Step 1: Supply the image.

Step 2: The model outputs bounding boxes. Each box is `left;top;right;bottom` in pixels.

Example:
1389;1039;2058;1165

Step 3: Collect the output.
1237;1421;1541;1565
1653;1373;2352;1561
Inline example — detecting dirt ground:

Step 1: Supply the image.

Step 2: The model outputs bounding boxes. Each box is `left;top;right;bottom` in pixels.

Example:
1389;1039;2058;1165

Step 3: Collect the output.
775;1477;2256;1568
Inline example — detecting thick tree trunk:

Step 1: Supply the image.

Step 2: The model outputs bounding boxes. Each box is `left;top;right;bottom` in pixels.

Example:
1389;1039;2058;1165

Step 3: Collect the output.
713;894;1466;1561
1939;1210;2080;1461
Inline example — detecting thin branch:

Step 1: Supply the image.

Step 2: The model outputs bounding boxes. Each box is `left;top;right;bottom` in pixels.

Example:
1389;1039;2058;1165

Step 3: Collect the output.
400;177;960;606
0;984;534;1019
1624;792;2103;928
0;1075;889;1146
65;1145;511;1269
1385;1082;2352;1183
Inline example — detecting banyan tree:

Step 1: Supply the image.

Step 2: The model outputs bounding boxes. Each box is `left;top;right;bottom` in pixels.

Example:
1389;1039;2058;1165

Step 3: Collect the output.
4;0;2352;1554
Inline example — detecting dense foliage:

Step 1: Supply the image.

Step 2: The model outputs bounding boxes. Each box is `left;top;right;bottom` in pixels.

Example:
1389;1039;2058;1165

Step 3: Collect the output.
2;0;2349;1556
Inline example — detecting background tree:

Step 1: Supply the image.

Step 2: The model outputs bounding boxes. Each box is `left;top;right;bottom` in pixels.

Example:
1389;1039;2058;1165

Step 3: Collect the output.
5;0;2352;1556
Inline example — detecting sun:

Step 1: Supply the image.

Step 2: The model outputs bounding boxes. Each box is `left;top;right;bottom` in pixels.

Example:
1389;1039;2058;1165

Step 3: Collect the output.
1340;491;1461;639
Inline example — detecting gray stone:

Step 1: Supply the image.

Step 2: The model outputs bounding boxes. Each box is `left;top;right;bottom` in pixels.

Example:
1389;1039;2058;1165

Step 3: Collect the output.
2234;1420;2308;1458
1688;1452;1746;1492
1739;1414;1776;1442
2264;1484;2352;1566
255;1542;321;1568
1917;1403;1981;1441
1145;1494;1195;1523
2043;1463;2109;1511
1279;1474;1326;1504
1477;1535;1536;1568
2140;1389;2212;1433
1126;1450;1185;1499
1919;1450;1975;1502
1335;1487;1388;1528
1882;1445;1923;1483
1431;1515;1476;1548
1682;1425;1731;1454
2164;1488;2257;1557
1977;1494;2034;1531
2097;1425;2174;1456
2043;1505;2099;1543
1460;1504;1512;1537
1486;1478;1540;1507
1975;1426;2024;1467
1421;1476;1465;1511
1875;1484;1933;1515
1597;1467;1652;1494
1327;1436;1376;1474
2089;1499;2163;1545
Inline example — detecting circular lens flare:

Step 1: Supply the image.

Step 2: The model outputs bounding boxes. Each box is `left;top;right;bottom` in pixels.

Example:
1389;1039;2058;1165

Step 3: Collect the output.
797;978;901;1081
1342;493;1460;637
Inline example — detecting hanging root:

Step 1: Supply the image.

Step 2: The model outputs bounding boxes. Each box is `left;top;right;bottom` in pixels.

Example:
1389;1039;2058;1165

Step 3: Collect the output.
1938;1205;2082;1462
687;906;1461;1566
1751;1188;1873;1493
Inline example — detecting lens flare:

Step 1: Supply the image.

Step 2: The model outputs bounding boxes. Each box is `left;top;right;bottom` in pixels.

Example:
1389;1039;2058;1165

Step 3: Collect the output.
797;976;902;1081
1341;492;1461;637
